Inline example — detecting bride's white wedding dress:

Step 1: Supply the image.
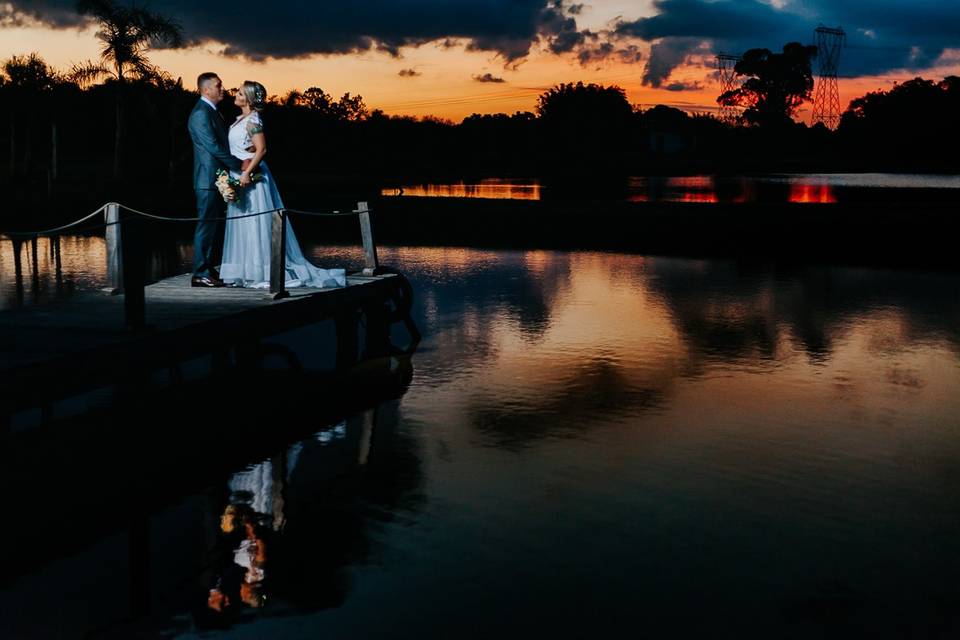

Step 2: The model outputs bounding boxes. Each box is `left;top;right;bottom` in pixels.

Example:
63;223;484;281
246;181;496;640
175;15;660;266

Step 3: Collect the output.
219;111;346;289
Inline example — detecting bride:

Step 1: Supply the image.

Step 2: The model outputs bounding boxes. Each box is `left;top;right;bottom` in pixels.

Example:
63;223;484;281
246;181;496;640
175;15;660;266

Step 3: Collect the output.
219;80;346;289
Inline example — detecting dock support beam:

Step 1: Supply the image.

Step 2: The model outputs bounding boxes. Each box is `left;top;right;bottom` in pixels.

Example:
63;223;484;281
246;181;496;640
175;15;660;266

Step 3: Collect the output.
358;201;380;276
363;301;391;359
334;309;359;371
105;203;146;330
270;209;289;300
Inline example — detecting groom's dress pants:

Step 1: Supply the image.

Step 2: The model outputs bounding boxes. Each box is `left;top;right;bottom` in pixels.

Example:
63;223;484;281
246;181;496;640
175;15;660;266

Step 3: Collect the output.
193;188;225;278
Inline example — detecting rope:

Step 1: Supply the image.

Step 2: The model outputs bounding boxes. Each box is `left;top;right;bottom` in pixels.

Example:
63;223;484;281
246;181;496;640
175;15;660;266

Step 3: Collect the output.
118;203;279;223
2;205;108;238
0;202;371;239
283;207;369;218
118;204;366;222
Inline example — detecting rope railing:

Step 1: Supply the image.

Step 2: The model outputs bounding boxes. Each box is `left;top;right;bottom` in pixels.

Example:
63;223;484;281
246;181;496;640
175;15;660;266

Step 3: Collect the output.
2;199;380;329
2;205;110;238
1;202;370;239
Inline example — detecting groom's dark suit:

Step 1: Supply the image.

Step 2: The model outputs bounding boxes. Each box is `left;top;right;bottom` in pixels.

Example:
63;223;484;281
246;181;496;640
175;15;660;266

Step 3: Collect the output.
187;99;242;279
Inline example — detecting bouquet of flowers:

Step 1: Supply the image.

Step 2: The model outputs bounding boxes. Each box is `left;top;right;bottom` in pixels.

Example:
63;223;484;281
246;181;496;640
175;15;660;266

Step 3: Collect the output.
215;168;263;202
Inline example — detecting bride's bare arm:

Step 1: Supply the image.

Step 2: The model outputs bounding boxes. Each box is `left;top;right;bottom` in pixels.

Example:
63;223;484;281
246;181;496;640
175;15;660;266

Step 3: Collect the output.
239;127;266;186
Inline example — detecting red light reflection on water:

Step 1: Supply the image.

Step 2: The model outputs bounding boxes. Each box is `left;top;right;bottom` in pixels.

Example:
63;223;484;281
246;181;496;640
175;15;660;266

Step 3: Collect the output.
675;191;719;203
628;176;718;203
381;180;541;200
383;176;840;204
789;183;837;203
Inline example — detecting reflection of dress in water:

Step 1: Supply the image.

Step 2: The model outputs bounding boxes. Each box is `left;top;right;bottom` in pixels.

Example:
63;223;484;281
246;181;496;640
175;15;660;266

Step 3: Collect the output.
202;419;362;619
227;444;304;524
219;111;346;289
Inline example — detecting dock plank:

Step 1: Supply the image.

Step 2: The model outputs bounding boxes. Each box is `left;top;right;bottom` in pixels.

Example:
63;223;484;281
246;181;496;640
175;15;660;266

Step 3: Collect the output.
1;272;401;412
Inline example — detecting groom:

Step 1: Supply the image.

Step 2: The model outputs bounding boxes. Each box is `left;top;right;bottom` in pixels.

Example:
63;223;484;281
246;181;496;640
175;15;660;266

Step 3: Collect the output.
187;72;245;287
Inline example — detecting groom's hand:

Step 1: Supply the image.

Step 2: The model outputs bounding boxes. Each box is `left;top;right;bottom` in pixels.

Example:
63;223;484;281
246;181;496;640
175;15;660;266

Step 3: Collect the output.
241;159;252;172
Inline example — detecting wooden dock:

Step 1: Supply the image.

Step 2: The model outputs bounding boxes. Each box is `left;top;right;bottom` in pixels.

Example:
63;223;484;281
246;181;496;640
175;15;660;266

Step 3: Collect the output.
1;271;418;429
1;202;420;430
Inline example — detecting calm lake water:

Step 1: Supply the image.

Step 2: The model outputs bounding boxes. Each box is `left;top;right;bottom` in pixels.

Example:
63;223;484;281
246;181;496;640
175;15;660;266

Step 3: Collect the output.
2;235;960;638
382;173;960;203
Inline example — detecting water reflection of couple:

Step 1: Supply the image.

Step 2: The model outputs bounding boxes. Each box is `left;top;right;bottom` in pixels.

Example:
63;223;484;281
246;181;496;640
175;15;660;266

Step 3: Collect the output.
203;441;303;620
202;422;348;622
207;503;268;613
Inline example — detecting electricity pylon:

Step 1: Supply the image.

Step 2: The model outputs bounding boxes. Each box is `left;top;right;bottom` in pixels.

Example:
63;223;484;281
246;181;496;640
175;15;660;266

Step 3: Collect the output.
812;26;845;129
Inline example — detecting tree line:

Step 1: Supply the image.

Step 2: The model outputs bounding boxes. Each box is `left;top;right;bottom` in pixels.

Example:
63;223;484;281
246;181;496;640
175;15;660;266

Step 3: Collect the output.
0;0;957;219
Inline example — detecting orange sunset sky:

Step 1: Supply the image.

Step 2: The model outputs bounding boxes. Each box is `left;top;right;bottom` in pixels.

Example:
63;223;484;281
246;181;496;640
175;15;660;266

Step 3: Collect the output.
2;1;958;123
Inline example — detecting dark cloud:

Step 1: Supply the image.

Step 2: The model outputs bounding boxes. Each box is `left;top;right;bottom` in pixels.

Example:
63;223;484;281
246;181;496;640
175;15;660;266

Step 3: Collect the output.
0;0;82;28
0;0;605;65
664;80;704;92
643;37;709;87
577;42;643;67
473;73;506;83
617;0;960;87
398;68;422;77
578;42;615;65
9;0;951;83
538;2;588;54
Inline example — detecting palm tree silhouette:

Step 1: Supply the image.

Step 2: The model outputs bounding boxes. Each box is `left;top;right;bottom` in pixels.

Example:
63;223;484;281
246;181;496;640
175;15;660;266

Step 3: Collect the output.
70;0;182;179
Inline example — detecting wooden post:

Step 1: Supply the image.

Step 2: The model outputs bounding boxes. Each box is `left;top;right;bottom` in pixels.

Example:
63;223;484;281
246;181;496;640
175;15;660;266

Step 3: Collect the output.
362;301;391;359
271;452;287;532
8;119;14;179
104;203;145;329
128;509;150;618
358;201;380;276
334;308;359;371
12;238;24;303
270;209;289;299
30;236;39;290
121;214;146;330
358;409;376;466
105;203;123;293
51;121;58;181
53;235;62;288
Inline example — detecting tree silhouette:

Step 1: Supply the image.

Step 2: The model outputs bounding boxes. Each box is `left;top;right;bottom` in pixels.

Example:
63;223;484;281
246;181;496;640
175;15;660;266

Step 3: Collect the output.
718;42;817;128
2;53;61;179
281;87;368;121
536;82;635;170
331;93;369;122
536;81;633;126
299;87;333;112
70;0;182;178
842;76;959;126
839;75;960;169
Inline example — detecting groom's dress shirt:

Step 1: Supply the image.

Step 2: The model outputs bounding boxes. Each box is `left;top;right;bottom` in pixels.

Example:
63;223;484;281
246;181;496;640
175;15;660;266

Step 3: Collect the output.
201;95;219;112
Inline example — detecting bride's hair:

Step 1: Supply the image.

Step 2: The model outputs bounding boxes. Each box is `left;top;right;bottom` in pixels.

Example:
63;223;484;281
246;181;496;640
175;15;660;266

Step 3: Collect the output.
242;81;268;111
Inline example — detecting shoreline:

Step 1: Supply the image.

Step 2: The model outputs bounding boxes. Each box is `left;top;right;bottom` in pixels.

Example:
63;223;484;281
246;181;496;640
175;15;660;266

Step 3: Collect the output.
349;197;959;270
2;196;957;272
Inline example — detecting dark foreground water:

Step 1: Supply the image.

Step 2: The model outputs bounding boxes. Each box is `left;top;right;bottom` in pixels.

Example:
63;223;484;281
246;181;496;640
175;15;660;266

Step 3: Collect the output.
2;238;960;638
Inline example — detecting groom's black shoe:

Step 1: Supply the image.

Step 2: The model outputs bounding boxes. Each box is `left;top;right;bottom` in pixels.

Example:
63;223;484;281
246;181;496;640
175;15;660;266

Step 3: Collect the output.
191;275;225;288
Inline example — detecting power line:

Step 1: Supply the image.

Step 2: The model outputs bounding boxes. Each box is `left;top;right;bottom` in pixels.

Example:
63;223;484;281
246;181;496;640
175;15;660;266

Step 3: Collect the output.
376;70;645;112
378;88;544;111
